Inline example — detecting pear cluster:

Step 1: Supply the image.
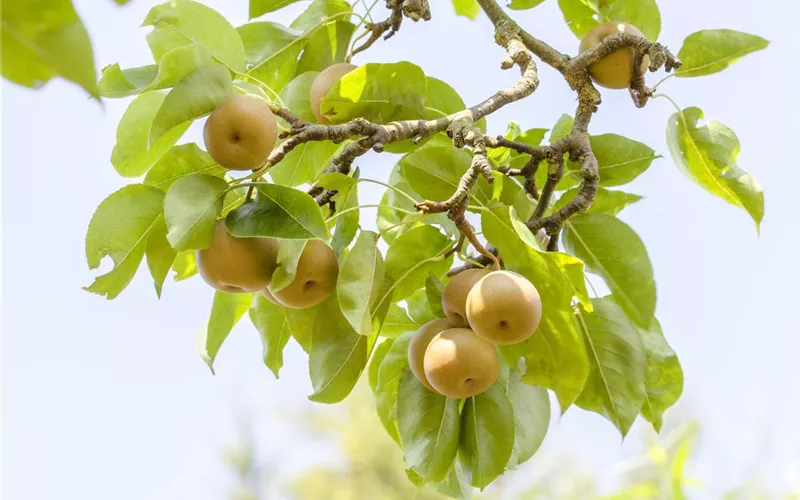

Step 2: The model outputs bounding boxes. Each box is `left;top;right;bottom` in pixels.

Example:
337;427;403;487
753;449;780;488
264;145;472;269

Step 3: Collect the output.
198;91;341;308
579;22;649;90
408;269;543;398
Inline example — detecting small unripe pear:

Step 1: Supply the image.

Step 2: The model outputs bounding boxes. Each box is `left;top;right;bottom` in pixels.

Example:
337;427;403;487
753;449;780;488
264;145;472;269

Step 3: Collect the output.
408;318;452;393
579;22;650;89
269;239;338;309
197;220;279;293
441;269;490;327
423;328;499;399
309;63;357;124
204;94;278;171
466;270;542;345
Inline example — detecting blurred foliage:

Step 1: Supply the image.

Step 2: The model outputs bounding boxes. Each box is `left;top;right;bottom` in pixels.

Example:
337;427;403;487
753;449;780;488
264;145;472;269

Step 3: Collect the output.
220;384;799;500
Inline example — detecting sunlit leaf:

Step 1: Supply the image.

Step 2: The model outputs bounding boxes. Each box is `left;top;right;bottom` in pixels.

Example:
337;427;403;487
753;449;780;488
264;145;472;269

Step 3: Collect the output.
198;291;253;373
639;319;683;432
676;30;769;78
226;184;330;240
164;174;229;250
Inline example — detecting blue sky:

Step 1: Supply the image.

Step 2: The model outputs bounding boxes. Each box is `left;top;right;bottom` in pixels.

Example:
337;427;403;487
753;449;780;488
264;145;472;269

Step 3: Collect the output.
3;0;799;498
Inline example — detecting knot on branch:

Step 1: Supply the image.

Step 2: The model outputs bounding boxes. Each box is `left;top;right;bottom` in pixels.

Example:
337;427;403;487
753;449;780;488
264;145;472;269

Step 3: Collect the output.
401;0;431;21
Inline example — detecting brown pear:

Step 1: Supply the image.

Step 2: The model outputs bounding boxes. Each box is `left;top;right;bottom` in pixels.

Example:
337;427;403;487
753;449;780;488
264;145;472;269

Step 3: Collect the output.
269;239;338;309
203;94;278;171
441;269;490;327
197;220;279;293
466;270;542;345
423;328;499;399
309;63;357;124
579;22;650;89
407;318;452;392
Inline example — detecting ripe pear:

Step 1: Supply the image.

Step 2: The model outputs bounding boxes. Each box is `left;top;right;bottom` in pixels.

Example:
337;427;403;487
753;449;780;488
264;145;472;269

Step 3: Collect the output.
579;22;650;89
269;239;339;309
466;270;542;345
423;328;499;399
203;94;278;171
407;318;452;392
309;62;357;124
197;220;279;293
441;269;490;327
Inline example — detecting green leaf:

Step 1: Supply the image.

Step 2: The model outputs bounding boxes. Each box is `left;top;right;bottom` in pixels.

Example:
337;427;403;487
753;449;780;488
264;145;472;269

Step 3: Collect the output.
557;0;599;39
481;204;590;409
398;370;461;483
111;93;190;178
338;231;384;334
322;62;428;124
280;71;319;122
639;319;683;432
590;134;659;187
249;0;303;18
145;214;176;298
198;291;253;373
602;0;661;41
172;250;198;281
424;77;482;131
249;292;294;377
296;20;355;74
143;0;245;72
269;141;339;186
562;213;655;327
269;239;307;292
555;187;642;216
291;0;351;32
425;273;446;318
504;371;549;468
144;143;226;191
1;0;98;96
150;64;234;144
308;295;369;403
506;128;548;171
98;44;214;98
435;465;473;499
319;172;359;253
666;107;764;229
385;225;453;301
676;30;769;78
509;0;546;9
225;184;330;240
496;175;537;221
550;114;574;142
85;184;165;299
451;0;480;19
382;304;421;339
459;384;515;490
400;145;492;206
369;338;393;392
239;21;303;93
370;338;403;444
376;331;412;392
164;174;228;250
407;287;438;325
575;298;647;436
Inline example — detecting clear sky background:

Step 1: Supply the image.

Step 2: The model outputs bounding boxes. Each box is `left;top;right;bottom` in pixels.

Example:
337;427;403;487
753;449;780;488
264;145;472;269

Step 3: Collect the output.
3;0;799;498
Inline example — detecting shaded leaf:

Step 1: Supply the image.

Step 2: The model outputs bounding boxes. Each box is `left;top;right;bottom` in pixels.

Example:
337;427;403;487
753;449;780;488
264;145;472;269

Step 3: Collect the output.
198;291;253;373
249;0;303;19
269;239;307;292
145;214;176;298
239;21;303;93
296;20;355;74
575;298;646;436
504;371;549;468
384;225;453;301
280;71;319;122
164;174;228;250
225;184;329;240
338;231;384;334
426;274;446;318
249;292;293;377
459;384;515;490
398;370;461;483
562;213;655;328
639;319;683;432
555;187;642;216
382;304;421;339
308;295;368;403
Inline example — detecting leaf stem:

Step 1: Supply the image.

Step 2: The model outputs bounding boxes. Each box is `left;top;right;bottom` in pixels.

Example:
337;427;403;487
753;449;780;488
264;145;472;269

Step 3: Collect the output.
327;204;418;221
355;178;419;204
